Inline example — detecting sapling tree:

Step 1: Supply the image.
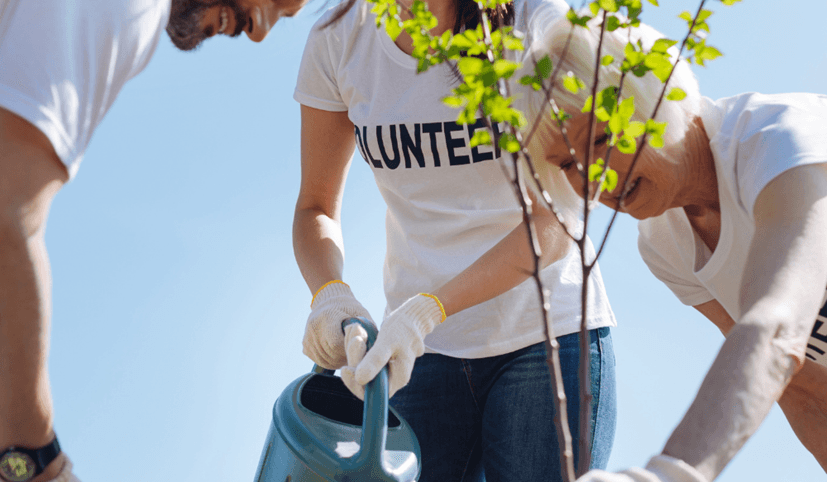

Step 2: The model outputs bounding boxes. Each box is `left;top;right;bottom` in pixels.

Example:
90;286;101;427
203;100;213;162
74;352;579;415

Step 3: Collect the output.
363;0;740;479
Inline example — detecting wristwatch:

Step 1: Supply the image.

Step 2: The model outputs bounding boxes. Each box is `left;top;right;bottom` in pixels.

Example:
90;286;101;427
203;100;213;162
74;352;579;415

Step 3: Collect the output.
0;436;61;482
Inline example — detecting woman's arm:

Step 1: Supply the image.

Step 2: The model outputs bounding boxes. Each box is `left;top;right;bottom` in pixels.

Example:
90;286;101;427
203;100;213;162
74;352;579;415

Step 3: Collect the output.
664;163;827;480
348;169;574;398
293;105;357;294
433;196;571;317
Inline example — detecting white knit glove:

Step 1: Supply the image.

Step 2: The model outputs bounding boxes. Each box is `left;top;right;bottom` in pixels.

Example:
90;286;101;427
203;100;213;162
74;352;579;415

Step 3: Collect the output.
341;293;445;400
303;281;374;370
576;455;708;482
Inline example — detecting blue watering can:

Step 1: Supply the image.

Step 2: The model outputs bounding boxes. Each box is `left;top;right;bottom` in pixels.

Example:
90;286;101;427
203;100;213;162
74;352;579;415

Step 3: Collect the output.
253;317;421;482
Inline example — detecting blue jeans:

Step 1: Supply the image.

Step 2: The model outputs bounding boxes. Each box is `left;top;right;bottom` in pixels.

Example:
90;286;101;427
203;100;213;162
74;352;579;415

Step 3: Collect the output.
390;327;616;482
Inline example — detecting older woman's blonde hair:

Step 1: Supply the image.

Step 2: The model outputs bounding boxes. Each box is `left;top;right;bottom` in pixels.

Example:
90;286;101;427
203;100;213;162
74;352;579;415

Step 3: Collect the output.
514;14;701;220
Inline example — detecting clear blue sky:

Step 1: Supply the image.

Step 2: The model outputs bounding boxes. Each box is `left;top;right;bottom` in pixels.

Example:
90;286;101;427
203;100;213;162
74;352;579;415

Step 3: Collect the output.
44;1;826;480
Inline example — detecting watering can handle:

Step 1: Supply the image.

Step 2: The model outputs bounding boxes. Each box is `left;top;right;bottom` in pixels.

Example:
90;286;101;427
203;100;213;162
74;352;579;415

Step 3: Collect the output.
313;317;392;479
339;317;390;470
312;317;380;376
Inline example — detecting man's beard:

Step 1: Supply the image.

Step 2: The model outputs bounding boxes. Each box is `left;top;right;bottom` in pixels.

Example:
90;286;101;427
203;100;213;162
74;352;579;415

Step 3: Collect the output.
166;0;246;51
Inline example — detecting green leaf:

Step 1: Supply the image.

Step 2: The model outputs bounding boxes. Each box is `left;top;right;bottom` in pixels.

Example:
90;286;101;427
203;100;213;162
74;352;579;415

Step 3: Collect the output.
581;96;594;113
646;0;658;5
648;135;664;149
493;59;520;79
598;0;619;12
645;119;667;136
499;133;521;153
608;112;623;134
606;15;621;31
567;8;592;27
651;38;677;54
646;119;667;149
457;108;476;125
458;57;484;76
616;136;637;154
666;88;687;101
443;95;465;108
562;73;586;93
588;162;604;182
697;45;723;64
469;129;492;147
624;42;645;66
604;168;618;192
554;108;571;123
384;20;402;41
503;35;524;51
625;121;645;138
535;55;553;79
644;52;673;82
720;0;741;5
595;86;618;113
601;55;614;66
618;97;635;120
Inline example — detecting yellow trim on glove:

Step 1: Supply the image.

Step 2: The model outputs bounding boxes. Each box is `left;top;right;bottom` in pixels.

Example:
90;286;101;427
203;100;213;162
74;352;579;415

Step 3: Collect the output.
311;280;348;307
419;293;447;323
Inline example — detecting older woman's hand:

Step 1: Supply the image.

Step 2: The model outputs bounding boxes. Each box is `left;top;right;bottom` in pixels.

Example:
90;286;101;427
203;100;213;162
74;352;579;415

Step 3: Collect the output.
576;455;707;482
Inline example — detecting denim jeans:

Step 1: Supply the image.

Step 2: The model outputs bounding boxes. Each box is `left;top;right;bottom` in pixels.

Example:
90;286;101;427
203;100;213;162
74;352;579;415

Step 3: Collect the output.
390;327;616;482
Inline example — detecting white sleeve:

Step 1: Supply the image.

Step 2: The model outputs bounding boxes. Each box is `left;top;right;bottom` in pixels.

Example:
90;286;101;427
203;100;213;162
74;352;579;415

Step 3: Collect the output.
293;15;348;112
731;94;827;218
637;216;715;308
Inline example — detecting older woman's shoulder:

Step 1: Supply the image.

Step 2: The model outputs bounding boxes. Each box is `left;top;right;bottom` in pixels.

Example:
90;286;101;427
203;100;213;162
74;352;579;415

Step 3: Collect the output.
706;92;827;128
702;92;827;218
702;92;827;148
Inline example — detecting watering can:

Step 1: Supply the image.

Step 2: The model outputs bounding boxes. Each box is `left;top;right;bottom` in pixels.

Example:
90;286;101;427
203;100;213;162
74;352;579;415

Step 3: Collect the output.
253;317;421;482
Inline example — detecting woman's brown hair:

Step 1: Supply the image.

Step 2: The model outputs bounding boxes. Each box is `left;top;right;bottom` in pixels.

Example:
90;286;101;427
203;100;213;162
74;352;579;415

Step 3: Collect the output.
320;0;514;33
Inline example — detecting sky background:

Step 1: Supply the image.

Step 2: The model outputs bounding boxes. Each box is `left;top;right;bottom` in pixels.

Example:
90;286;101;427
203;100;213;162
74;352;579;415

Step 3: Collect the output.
41;1;827;480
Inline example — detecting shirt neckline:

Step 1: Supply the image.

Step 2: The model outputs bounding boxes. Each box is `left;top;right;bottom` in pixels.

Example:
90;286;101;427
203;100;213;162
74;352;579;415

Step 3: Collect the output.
375;16;420;69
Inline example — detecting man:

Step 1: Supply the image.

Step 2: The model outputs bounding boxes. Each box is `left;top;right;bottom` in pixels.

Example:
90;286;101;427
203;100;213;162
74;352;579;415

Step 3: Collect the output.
0;1;306;480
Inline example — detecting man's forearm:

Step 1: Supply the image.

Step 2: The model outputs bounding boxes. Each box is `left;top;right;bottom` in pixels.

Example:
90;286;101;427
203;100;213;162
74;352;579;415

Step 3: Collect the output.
0;226;55;449
0;109;67;451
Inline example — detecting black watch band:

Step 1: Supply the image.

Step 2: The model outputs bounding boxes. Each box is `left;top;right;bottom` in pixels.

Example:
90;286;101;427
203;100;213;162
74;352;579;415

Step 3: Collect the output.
0;436;61;482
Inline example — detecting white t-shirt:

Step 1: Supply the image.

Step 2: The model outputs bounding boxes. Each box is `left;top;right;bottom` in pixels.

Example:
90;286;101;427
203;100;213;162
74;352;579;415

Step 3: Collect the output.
0;0;170;179
638;92;827;364
294;0;616;358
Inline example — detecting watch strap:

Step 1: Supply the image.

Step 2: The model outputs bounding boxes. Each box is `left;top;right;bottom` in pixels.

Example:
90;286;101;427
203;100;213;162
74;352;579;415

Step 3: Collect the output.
2;436;61;477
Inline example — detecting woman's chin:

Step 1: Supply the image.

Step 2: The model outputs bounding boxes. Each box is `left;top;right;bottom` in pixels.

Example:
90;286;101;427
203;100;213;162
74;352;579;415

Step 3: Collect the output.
619;193;667;220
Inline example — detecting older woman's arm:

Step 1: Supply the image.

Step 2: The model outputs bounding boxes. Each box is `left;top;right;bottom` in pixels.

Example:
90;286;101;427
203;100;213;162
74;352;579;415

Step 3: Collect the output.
695;298;827;472
663;163;827;480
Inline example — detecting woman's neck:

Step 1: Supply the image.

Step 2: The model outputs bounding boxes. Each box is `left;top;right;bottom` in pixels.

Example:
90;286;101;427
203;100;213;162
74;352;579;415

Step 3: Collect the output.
679;116;721;252
394;0;456;55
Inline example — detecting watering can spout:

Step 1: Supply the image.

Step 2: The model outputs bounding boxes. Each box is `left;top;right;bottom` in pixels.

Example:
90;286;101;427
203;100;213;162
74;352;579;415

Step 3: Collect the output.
253;317;421;482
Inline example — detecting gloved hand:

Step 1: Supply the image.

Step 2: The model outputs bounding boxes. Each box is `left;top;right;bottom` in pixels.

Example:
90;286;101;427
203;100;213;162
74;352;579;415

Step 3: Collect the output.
303;281;374;370
341;293;445;400
576;455;708;482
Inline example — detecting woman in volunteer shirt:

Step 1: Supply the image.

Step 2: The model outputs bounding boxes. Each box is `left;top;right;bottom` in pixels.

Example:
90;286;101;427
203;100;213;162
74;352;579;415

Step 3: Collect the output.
291;0;618;479
520;16;827;482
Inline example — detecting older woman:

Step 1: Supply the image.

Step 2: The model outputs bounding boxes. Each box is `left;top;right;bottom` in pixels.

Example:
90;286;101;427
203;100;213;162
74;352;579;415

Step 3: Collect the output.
517;16;827;482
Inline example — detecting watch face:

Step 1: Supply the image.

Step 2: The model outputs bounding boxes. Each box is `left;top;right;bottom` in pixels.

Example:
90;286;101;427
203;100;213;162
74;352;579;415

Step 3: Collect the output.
0;451;35;482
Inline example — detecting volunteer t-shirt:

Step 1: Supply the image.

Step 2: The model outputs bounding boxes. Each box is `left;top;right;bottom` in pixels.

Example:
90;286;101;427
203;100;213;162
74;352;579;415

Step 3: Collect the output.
295;0;616;358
